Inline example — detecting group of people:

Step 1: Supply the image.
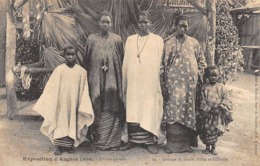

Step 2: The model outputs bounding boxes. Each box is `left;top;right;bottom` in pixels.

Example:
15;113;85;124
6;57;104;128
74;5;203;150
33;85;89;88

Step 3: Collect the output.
27;10;233;156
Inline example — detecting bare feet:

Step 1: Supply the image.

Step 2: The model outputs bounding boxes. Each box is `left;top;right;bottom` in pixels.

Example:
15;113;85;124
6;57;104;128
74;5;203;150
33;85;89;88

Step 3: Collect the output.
203;145;210;154
186;147;194;153
119;142;135;151
203;148;210;154
163;147;173;154
211;146;218;155
67;147;76;154
90;144;97;153
54;146;62;155
147;144;159;154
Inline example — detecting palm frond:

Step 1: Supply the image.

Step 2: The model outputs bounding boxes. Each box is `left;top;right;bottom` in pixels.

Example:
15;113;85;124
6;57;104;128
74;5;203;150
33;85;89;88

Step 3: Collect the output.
39;10;85;62
34;0;207;57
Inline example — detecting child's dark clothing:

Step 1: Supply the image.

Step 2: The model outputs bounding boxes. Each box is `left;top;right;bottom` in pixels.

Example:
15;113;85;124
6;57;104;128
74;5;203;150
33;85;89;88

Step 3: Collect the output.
197;83;233;145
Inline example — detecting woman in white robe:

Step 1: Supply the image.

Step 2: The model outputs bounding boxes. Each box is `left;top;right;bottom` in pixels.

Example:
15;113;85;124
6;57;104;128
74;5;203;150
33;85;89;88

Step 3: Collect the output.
122;11;164;154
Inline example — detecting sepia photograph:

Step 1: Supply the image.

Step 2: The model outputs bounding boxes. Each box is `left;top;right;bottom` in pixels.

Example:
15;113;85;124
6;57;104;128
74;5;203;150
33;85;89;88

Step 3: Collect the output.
0;0;259;165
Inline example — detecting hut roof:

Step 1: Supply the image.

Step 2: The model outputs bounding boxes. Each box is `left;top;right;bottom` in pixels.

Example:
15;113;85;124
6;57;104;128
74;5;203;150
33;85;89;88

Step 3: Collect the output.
230;3;260;14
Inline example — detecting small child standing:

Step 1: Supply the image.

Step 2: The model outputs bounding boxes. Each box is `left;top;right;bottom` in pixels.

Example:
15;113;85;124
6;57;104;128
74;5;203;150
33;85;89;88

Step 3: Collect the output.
197;66;233;155
33;45;94;155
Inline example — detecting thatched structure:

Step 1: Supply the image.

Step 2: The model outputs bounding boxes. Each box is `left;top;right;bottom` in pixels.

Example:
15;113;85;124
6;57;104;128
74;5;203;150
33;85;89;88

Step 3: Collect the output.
230;2;260;71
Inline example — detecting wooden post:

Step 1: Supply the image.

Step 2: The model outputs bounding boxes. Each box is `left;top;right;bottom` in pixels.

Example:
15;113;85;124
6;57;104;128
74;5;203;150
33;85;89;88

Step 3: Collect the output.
14;0;29;9
6;0;17;119
186;0;207;15
0;0;7;87
22;1;30;38
36;0;41;21
205;0;216;66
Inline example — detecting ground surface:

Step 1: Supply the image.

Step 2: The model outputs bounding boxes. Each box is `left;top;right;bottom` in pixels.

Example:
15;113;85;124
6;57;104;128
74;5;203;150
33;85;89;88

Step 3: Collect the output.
0;72;259;166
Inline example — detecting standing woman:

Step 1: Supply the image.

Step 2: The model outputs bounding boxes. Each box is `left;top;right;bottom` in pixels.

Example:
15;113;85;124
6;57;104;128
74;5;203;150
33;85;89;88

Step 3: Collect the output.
84;11;125;150
161;15;206;153
122;11;164;154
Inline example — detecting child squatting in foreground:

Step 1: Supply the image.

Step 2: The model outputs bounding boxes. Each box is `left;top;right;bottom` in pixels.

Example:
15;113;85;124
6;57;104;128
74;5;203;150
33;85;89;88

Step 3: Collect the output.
33;45;94;155
197;66;233;155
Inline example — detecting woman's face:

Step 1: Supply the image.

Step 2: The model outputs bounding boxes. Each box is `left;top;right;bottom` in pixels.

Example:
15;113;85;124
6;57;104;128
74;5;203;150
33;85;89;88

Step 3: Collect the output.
176;19;189;37
137;15;151;34
99;15;112;33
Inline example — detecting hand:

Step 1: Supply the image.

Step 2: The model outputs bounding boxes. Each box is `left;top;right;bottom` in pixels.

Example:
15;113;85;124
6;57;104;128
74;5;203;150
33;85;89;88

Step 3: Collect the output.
161;122;166;131
161;85;169;102
210;108;219;114
88;123;100;141
198;72;204;85
12;66;21;74
217;105;224;110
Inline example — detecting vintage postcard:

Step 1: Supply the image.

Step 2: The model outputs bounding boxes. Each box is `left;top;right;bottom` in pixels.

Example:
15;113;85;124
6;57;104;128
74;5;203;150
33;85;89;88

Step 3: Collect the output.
0;0;259;166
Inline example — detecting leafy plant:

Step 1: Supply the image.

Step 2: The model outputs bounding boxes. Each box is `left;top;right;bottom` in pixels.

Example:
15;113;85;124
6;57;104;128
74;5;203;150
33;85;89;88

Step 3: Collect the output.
15;37;44;101
215;0;244;84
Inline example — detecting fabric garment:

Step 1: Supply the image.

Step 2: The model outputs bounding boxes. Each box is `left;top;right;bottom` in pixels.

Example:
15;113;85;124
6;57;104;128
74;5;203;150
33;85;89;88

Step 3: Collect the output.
92;111;121;149
123;33;164;138
20;66;32;89
166;123;191;153
54;136;74;148
84;33;124;149
197;83;233;145
161;35;206;130
128;123;155;145
84;33;125;120
33;64;94;147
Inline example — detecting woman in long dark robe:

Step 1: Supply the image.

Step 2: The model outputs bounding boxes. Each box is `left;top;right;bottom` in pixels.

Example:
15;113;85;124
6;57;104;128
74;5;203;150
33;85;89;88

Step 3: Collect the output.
83;11;125;150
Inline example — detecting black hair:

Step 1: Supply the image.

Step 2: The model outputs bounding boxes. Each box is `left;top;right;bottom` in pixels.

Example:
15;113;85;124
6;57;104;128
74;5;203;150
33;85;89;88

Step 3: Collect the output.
174;15;190;26
205;66;220;78
138;11;151;21
63;45;77;54
99;11;113;22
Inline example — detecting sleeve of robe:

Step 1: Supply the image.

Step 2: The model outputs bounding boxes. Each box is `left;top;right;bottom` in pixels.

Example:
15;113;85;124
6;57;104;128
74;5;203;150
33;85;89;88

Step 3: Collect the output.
33;66;63;129
194;41;207;84
83;36;93;71
160;47;167;86
122;37;131;101
200;85;211;114
115;36;124;64
33;65;94;147
76;69;95;145
219;85;233;112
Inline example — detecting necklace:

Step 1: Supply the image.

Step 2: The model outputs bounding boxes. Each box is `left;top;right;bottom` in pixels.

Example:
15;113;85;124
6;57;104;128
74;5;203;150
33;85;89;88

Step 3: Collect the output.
100;32;109;72
137;33;149;63
167;36;184;68
174;37;183;62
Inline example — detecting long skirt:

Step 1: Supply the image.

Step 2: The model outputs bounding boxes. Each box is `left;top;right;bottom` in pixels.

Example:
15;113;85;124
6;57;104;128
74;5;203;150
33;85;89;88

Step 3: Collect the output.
166;123;196;152
93;111;121;150
128;123;155;145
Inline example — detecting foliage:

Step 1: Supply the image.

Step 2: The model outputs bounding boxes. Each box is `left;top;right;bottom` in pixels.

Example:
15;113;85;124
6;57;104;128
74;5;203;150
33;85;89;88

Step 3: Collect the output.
215;0;244;84
15;37;44;100
231;0;257;8
75;0;206;42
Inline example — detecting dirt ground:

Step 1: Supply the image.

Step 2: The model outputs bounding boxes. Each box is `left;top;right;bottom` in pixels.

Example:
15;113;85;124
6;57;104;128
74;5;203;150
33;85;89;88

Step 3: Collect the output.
0;72;259;166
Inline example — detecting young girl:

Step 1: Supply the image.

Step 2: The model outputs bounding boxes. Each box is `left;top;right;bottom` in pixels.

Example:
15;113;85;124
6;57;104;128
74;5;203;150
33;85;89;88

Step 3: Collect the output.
197;66;233;155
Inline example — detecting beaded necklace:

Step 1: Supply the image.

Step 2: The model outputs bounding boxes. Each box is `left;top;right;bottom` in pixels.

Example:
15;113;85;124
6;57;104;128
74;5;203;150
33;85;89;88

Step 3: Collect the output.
137;33;149;63
100;32;109;72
